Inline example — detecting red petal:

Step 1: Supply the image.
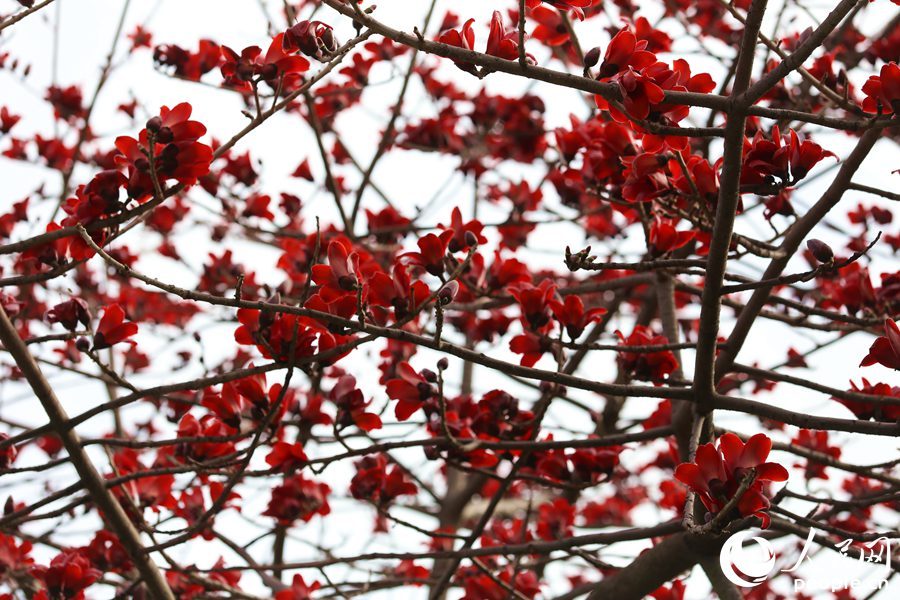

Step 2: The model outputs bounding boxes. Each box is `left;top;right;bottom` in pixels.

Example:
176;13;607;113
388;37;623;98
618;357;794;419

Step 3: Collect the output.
755;462;789;482
741;433;773;467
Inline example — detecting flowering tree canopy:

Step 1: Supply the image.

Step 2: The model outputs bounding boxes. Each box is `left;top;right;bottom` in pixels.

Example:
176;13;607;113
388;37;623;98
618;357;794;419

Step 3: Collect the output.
0;0;898;598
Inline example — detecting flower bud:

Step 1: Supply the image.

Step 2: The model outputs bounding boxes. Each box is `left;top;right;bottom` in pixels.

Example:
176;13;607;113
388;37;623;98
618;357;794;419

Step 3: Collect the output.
260;63;279;81
438;280;459;305
417;381;434;398
464;230;478;247
421;369;438;383
75;337;90;352
806;239;834;263
145;116;162;133
437;357;449;371
156;126;174;144
584;47;601;69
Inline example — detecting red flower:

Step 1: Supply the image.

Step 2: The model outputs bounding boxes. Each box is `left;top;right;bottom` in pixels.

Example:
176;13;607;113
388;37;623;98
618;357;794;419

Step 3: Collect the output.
0;107;20;134
616;326;678;382
0;433;17;469
275;574;321;600
93;304;137;350
597;27;657;79
266;441;309;472
550;295;606;339
438;18;477;73
530;6;569;46
234;308;317;361
442;206;486;252
221;33;310;88
792;429;840;480
486;11;529;62
528;0;594;9
176;414;236;462
648;217;695;256
45;85;86;123
534;442;620;485
636;60;716;151
234;369;269;411
153;40;221;81
509;331;552;367
46;298;91;331
0;534;34;575
59;171;128;230
613;67;666;120
349;454;418;506
331;374;382;431
674;433;789;527
461;567;540;600
835;379;900;422
394;560;429;585
536;498;575;540
650;580;686;600
284;20;339;61
310;238;360;297
365;206;412;244
402;230;453;276
115;103;213;198
860;319;900;370
368;264;431;321
740;125;791;188
31;550;101;600
291;157;314;181
201;384;244;429
242;193;274;220
509;279;558;331
385;362;435;421
787;129;836;180
438;12;533;72
127;25;152;49
263;475;330;524
304;292;357;321
634;16;672;53
861;61;900;114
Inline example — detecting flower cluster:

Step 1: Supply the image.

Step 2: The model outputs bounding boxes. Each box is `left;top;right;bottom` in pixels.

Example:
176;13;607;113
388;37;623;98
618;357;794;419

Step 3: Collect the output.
675;433;788;527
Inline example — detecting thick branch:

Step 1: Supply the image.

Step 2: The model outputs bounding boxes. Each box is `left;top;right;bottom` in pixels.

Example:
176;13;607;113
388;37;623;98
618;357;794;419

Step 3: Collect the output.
0;307;175;600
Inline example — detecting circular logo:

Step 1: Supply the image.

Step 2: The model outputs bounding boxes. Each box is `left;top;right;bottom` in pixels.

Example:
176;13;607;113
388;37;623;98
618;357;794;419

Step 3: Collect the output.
719;531;777;588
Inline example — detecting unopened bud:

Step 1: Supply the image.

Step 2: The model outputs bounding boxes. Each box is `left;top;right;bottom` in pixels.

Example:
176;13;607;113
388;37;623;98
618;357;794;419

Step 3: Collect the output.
806;239;834;263
438;280;459;305
145;116;162;133
260;63;279;81
584;47;601;69
156;126;174;144
421;369;438;383
437;357;449;371
75;337;90;352
464;230;478;247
